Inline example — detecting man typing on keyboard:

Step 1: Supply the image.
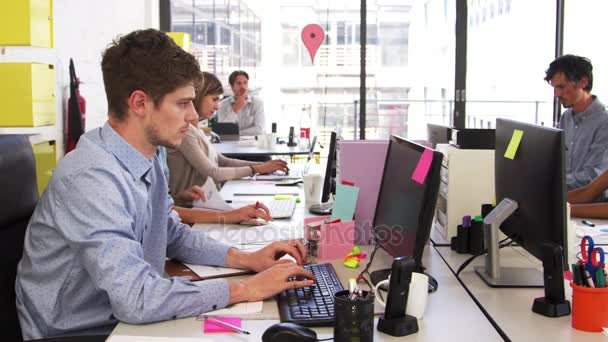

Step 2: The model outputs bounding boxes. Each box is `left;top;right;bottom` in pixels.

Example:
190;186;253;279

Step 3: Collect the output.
15;29;315;340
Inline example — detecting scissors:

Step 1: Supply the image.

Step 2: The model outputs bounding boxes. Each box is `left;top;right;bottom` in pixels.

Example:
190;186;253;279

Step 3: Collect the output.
580;235;605;282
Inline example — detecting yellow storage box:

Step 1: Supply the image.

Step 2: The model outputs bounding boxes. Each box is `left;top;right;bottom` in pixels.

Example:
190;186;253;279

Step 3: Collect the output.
32;140;56;196
167;32;191;52
0;0;53;47
0;63;56;127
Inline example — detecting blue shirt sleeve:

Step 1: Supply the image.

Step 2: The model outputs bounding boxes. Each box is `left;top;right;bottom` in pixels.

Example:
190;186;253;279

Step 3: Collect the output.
53;169;231;325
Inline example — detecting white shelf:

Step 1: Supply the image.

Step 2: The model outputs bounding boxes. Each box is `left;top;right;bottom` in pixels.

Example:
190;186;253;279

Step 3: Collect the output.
0;125;60;144
0;46;58;65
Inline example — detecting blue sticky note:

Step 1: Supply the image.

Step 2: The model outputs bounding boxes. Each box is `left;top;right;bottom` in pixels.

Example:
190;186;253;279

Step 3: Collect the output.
330;183;360;222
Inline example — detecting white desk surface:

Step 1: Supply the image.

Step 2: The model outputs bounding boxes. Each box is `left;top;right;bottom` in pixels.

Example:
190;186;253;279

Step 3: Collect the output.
110;245;501;341
213;141;312;156
111;181;500;340
435;246;602;341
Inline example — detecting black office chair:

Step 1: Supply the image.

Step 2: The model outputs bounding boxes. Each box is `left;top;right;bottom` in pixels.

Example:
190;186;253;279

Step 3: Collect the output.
0;135;39;341
0;135;106;342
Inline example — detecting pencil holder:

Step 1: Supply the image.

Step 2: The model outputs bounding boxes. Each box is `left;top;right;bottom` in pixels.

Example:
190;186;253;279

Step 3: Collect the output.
333;290;374;342
570;283;608;332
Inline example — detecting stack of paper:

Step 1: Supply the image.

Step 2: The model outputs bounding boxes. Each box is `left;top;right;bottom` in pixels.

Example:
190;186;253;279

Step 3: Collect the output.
575;224;608;244
182;263;251;280
205;301;264;316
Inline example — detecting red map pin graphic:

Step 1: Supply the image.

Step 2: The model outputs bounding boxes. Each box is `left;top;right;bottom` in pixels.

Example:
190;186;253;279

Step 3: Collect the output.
301;24;325;63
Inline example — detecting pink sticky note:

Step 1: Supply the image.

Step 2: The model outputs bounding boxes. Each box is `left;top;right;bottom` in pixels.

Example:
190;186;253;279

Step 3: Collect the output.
411;149;433;184
301;24;325;63
203;316;242;333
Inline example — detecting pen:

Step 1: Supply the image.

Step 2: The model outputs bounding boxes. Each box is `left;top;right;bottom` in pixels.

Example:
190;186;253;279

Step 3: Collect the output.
596;268;606;288
582;220;595;227
584;269;595;288
198;315;250;335
255;201;260;209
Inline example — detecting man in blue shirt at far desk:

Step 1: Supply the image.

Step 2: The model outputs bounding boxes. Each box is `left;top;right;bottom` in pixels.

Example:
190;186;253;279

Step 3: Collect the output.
15;29;314;340
545;54;608;190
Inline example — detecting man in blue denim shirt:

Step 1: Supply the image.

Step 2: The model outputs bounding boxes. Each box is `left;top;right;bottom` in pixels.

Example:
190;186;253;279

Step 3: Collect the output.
15;29;314;340
545;54;608;190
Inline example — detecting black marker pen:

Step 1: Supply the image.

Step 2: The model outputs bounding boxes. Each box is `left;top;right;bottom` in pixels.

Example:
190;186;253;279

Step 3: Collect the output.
582;220;595;227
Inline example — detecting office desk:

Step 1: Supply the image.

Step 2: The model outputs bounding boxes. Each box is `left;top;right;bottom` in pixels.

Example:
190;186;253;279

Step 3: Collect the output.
214;141;313;158
435;246;601;341
110;179;501;340
110;246;501;341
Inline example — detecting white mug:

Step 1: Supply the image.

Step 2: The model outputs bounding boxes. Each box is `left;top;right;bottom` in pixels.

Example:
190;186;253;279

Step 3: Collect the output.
257;134;274;149
374;272;429;319
303;174;323;208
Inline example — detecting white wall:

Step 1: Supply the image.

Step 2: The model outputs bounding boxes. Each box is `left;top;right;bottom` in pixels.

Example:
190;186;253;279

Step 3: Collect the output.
53;0;159;143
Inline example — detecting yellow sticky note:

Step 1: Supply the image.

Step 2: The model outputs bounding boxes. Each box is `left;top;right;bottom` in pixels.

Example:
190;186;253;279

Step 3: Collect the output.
274;195;293;200
504;129;524;160
343;258;359;268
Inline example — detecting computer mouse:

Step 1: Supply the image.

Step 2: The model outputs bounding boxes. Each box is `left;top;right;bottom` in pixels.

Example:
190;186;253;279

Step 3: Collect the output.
261;322;317;342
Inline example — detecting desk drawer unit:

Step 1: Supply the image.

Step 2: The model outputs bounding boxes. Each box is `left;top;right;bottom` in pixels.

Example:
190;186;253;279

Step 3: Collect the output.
433;144;495;240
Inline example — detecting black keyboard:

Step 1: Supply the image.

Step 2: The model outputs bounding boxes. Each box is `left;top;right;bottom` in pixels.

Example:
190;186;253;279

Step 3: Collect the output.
277;263;344;326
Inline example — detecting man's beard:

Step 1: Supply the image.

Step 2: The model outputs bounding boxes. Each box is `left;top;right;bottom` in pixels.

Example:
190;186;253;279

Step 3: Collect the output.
145;121;183;149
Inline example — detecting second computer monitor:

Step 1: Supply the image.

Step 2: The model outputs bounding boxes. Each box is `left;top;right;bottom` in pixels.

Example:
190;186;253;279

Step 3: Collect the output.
373;135;443;272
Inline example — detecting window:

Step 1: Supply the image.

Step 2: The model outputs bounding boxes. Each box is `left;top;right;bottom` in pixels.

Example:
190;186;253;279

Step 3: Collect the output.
466;0;555;127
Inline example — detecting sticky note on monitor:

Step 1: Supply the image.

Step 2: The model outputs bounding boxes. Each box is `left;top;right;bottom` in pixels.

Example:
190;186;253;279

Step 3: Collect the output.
331;183;360;222
203;316;242;333
411;149;433;184
504;129;524;160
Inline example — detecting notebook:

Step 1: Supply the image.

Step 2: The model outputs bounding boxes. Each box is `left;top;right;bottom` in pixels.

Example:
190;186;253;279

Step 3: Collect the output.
165;259;252;281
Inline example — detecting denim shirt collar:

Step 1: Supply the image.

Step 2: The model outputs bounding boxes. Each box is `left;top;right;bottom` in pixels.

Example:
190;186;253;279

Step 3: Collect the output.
573;95;602;124
100;122;153;183
229;94;252;104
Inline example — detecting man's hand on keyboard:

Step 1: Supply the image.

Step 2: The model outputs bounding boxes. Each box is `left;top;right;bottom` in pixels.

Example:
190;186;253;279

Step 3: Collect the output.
251;240;307;272
244;240;308;271
224;203;272;224
233;263;316;302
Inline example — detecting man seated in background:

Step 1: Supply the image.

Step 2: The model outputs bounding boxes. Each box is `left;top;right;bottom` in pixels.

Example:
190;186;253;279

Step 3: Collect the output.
15;29;314;340
545;54;608;190
217;70;266;136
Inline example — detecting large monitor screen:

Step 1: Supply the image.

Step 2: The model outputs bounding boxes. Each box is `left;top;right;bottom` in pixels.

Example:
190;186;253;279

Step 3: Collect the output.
495;119;567;263
373;135;442;270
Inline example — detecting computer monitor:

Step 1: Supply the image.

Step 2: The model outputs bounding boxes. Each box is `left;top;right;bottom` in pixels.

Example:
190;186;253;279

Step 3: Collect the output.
309;132;339;215
211;122;239;141
475;118;570;317
370;135;443;291
321;132;338;203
